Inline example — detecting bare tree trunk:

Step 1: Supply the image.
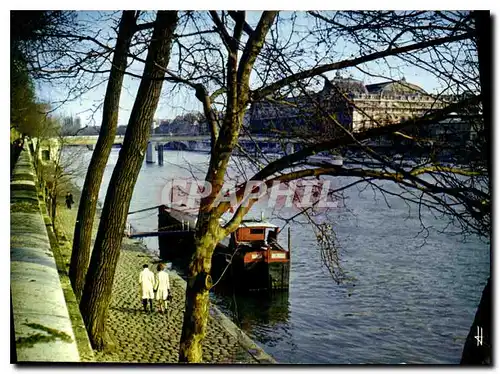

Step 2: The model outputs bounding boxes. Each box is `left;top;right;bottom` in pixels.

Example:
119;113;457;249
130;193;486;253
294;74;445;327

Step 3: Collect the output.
178;11;277;362
79;10;178;351
69;11;138;299
179;217;221;362
178;249;214;362
50;188;57;227
33;141;40;180
472;10;491;181
177;111;243;361
460;277;491;364
460;11;491;365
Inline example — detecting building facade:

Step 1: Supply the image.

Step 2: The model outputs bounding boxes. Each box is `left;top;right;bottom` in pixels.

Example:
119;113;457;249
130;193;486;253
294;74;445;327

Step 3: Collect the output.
249;73;452;136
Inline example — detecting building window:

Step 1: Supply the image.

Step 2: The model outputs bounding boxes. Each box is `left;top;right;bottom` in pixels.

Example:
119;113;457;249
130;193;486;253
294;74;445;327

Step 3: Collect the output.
250;228;265;235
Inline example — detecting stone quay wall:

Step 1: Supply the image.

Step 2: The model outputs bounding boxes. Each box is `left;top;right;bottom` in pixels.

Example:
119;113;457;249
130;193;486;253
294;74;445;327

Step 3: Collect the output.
10;145;80;362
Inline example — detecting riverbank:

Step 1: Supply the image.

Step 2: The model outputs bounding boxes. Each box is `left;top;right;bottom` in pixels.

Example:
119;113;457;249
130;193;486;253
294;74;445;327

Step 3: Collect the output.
54;183;274;363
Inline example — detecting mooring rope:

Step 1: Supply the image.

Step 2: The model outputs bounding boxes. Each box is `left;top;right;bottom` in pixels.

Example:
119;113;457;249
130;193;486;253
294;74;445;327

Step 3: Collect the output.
126;222;194;237
128;204;163;215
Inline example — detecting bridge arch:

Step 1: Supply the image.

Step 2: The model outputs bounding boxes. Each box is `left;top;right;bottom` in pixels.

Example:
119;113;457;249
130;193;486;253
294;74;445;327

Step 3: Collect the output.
163;141;188;151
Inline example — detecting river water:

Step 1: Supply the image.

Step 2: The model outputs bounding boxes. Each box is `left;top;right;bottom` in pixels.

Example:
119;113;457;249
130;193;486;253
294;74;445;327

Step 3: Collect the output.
71;148;489;364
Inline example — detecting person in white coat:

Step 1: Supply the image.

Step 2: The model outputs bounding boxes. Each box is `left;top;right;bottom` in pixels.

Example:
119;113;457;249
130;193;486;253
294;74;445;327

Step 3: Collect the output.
155;263;170;314
139;264;155;313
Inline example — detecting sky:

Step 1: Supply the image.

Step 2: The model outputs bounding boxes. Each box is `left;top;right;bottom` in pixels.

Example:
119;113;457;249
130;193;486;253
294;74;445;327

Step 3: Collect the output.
34;10;462;128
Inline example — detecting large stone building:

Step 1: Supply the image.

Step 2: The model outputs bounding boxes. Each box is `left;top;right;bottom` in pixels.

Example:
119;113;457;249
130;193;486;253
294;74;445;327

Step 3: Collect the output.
248;73;452;136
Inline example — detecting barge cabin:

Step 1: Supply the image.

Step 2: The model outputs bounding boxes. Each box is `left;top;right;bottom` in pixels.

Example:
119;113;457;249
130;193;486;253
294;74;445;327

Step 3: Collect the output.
157;205;290;292
213;220;290;291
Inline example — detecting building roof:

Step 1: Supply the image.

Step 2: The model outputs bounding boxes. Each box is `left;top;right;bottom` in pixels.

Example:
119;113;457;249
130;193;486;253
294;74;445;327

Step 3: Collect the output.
320;73;427;96
365;78;427;95
322;74;368;95
239;220;279;229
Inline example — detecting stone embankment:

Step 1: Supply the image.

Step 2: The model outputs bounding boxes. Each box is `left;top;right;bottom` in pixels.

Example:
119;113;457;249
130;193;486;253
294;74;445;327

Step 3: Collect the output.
10;146;80;362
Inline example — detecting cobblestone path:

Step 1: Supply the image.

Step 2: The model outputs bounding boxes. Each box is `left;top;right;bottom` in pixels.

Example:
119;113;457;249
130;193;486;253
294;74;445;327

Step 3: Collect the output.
55;187;258;364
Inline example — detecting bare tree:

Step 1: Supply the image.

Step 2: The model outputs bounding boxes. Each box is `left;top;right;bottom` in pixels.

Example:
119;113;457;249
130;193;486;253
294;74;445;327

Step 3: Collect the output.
146;11;487;362
41;130;87;229
69;10;139;300
79;10;179;350
20;103;61;181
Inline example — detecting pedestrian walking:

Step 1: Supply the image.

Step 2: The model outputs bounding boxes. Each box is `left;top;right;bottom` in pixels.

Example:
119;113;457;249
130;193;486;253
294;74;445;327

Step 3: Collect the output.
65;192;74;209
154;263;171;314
139;264;155;313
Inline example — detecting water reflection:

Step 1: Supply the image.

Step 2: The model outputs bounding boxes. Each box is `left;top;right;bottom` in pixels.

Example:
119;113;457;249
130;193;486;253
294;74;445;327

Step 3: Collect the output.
211;289;293;348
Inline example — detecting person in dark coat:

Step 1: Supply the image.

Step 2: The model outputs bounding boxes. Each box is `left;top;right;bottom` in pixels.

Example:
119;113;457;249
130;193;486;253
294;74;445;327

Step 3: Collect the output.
65;192;74;209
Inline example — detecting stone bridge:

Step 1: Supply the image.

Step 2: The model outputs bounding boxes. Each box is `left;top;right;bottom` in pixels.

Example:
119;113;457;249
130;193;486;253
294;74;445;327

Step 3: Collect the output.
63;134;300;164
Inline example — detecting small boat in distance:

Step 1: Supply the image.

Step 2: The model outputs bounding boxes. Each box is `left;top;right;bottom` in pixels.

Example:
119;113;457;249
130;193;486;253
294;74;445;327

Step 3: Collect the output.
306;152;343;166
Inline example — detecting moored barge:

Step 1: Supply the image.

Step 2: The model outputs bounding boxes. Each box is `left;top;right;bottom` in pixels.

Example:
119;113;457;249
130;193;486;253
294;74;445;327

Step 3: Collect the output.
157;205;290;291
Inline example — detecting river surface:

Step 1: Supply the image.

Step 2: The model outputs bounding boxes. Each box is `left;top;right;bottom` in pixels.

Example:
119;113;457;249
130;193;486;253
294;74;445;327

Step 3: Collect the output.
71;148;489;364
